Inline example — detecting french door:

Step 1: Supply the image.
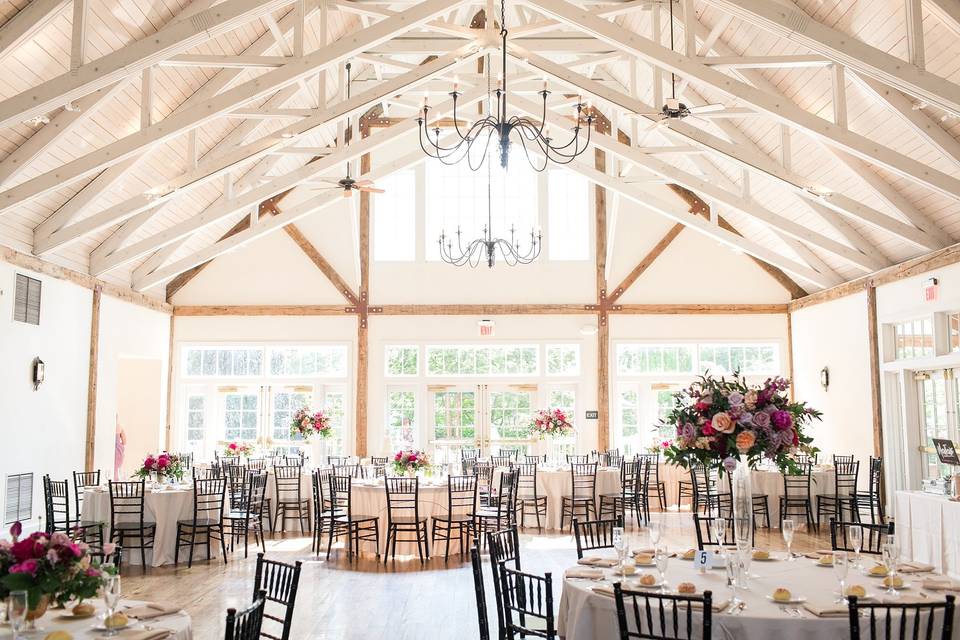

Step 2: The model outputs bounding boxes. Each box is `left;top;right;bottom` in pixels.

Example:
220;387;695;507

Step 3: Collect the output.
915;370;958;479
427;384;538;463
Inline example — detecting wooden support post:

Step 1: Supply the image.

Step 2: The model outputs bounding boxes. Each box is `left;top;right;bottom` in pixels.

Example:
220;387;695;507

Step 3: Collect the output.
866;284;884;457
786;311;795;401
355;146;372;458
84;285;101;472
164;315;175;451
595;147;610;453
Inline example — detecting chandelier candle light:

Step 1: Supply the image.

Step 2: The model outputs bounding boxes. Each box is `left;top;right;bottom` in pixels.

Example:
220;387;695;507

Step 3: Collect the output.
417;0;595;172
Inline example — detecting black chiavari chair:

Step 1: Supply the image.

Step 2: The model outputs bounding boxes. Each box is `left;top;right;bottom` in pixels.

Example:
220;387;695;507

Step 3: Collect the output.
72;470;100;519
44;475;104;546
461;448;480;462
226;464;250;511
475;461;494;507
780;462;816;530
573;515;624;559
311;467;334;555
194;466;222;480
253;553;302;640
488;526;522;640
177;452;194;471
723;470;771;529
516;462;547;533
690;464;729;516
691;513;754;549
848;595;954;640
107;479;156;571
225;471;267;558
491;455;513;469
499;566;557;639
795;452;818;467
560;462;598;531
384;476;430;563
273;464;310;534
853;457;885;524
637;453;666;512
175;477;227;568
614;583;713;640
370;456;388;478
247;459;267;472
834;454;855;465
470;546;492;640
225;590;266;640
818;459;860;529
432;474;477;561
327;455;350;467
524;454;547;464
566;454;589;465
599;459;640;525
829;517;894;555
463;457;478;477
332;462;364;479
326;474;380;561
475;470;518;547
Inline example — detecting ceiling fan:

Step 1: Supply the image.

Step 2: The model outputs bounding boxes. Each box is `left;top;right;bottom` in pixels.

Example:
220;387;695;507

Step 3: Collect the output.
639;0;726;128
310;62;385;199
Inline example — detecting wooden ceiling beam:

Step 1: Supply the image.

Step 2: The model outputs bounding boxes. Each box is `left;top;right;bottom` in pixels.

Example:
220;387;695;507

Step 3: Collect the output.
171;303;787;316
283;224;359;305
608;223;684;303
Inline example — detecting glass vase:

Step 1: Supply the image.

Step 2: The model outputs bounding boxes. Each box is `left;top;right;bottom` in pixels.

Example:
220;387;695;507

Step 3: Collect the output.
731;454;753;550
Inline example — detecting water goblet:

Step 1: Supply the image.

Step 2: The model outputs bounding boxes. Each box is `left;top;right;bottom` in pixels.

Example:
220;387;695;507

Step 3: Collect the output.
102;574;122;636
613;526;625;563
7;591;27;640
882;541;900;598
649;521;662;548
833;551;849;604
725;550;741;606
710;516;727;547
655;544;670;593
847;525;863;570
782;519;796;561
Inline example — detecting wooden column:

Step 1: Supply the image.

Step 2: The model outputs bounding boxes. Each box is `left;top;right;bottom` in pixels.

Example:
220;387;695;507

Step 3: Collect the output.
866;284;884;457
595;147;610;452
164;315;175;451
355;149;372;458
786;310;795;401
84;285;102;472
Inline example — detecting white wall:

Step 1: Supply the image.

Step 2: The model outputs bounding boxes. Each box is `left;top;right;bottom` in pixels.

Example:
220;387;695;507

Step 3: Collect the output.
0;260;171;531
790;292;874;464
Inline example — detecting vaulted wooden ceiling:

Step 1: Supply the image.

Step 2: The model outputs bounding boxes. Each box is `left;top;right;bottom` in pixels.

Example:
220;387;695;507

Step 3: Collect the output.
0;0;957;297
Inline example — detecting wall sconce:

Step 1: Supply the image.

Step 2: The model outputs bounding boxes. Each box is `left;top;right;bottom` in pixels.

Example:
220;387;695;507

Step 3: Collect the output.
820;366;829;391
32;357;45;390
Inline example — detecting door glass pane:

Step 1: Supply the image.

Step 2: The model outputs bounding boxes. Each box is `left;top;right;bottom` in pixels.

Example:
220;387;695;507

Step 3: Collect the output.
225;392;258;441
920;376;950;478
272;388;312;442
325;391;346;455
387;390;417;450
489;390;533;447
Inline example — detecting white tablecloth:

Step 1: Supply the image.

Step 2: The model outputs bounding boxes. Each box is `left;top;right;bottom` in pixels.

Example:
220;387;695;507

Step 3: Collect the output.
559;548;953;640
265;469;313;533
493;467;621;531
896;490;960;579
348;479;456;555
659;464;835;522
81;486;220;567
0;599;192;639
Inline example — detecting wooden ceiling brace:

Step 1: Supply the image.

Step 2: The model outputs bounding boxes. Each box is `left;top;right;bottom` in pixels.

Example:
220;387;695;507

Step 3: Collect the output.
283;224;359;305
608;223;684;303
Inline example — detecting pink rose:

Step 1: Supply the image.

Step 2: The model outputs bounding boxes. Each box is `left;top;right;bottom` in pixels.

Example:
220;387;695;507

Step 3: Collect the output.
85;567;101;577
229;443;237;451
10;559;38;576
102;542;116;556
713;412;735;434
9;521;22;540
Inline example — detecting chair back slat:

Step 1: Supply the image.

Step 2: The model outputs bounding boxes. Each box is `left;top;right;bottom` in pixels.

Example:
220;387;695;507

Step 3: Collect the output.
446;475;478;517
499;566;556;639
274;465;305;502
829;518;894;555
848;594;955;640
385;476;421;523
573;516;624;559
569;463;598;501
692;513;733;550
614;583;713;640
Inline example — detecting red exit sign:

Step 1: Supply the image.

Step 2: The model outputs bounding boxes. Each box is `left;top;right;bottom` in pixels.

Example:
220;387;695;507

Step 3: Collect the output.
923;277;939;302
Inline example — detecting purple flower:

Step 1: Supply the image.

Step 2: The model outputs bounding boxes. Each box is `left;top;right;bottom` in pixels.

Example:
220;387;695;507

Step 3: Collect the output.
722;456;738;473
772;410;793;430
680;423;696;441
737;412;754;425
752;412;771;429
728;392;744;407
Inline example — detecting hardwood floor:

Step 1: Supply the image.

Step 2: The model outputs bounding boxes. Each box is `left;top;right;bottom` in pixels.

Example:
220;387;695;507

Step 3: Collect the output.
121;513;830;639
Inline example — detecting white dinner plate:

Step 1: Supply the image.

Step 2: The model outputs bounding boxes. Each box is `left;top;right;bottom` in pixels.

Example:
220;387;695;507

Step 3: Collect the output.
765;595;808;604
627;578;666;589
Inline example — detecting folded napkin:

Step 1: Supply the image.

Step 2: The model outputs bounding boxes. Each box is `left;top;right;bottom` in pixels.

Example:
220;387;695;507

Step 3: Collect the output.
802;602;848;618
592;586;729;611
578;557;619;568
922;578;960;591
116;630;172;640
899;562;936;573
804;549;835;559
565;567;606;579
124;602;182;619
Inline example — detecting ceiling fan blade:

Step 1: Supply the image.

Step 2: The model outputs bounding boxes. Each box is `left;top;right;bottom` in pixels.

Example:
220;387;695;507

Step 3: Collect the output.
357;186;385;194
689;103;725;114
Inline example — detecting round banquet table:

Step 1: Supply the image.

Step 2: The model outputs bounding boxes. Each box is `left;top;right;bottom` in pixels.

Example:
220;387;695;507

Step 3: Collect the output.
492;466;621;531
82;485;221;567
559;550;956;640
349;477;463;555
0;599;193;639
658;464;836;522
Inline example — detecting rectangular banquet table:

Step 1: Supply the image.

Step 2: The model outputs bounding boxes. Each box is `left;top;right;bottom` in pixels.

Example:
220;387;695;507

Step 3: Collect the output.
559;548;957;640
895;490;960;579
81;484;221;567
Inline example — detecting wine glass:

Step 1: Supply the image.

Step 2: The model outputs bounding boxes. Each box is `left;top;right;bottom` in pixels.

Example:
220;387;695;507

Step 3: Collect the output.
655;544;670;593
102;574;122;636
649;521;662;548
710;516;727;548
833;551;849;604
7;591;27;640
725;550;741;606
613;526;625;566
782;519;796;561
882;539;900;598
847;525;863;570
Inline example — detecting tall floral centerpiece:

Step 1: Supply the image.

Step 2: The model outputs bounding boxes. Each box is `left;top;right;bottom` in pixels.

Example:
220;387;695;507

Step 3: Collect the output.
292;407;333;466
0;522;116;619
662;374;821;547
223;441;254;458
530;408;574;466
391;450;431;477
134;452;184;484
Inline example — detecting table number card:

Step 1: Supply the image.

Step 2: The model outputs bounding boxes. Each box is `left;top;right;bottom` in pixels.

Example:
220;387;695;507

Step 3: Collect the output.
693;550;715;570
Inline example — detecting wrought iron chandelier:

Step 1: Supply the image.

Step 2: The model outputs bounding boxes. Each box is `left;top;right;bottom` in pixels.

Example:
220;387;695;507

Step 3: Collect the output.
437;159;542;268
417;0;594;171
